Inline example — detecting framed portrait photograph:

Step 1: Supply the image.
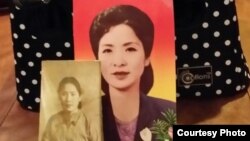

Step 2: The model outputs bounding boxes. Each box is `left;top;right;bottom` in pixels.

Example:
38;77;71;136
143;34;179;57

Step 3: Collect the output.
39;60;103;141
73;0;176;140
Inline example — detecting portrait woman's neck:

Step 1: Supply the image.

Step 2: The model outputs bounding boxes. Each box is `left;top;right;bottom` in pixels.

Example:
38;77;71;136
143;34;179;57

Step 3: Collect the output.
63;109;79;118
109;84;140;123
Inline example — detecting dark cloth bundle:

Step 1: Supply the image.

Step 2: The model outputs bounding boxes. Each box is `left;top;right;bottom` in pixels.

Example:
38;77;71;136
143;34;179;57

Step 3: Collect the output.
10;0;73;111
174;0;250;98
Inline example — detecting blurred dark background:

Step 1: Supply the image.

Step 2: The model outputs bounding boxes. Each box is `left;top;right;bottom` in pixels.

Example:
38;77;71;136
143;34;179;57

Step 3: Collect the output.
0;0;10;12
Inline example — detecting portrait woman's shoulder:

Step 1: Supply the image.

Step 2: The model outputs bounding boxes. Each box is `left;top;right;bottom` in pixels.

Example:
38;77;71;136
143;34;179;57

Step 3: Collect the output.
146;95;176;112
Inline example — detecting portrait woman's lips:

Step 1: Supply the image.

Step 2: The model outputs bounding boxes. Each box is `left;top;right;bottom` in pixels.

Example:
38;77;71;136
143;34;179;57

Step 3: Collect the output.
62;103;72;108
112;71;129;80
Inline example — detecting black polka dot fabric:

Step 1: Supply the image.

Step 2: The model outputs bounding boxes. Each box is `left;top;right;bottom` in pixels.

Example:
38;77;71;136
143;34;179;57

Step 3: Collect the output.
10;0;73;112
175;0;250;98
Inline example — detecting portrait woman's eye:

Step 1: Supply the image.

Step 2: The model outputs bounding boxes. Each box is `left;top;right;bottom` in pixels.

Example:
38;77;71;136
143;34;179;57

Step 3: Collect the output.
70;92;77;96
126;47;137;52
60;92;67;96
102;48;112;54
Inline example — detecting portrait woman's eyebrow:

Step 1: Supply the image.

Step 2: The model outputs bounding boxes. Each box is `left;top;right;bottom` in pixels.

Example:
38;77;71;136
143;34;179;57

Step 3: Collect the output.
41;77;99;141
89;4;176;141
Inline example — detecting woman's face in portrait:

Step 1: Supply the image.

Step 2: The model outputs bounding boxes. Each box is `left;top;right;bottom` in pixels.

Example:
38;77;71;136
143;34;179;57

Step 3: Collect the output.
59;83;81;112
98;24;150;91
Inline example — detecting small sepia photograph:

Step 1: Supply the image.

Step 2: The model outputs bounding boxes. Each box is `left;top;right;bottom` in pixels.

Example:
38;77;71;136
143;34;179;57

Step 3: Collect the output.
38;60;103;141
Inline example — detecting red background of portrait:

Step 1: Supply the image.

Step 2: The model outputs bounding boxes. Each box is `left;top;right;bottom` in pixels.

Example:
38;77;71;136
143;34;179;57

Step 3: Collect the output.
73;0;176;102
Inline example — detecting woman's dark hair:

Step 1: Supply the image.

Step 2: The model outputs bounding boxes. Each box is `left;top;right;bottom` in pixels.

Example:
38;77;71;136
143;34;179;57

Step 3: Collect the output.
58;77;83;108
89;5;154;94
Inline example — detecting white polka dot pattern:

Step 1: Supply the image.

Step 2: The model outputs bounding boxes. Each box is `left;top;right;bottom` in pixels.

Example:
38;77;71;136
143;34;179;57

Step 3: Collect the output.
36;52;42;58
213;11;220;17
224;0;229;5
226;79;232;84
225;60;231;66
21;70;26;76
31;35;37;39
195;91;201;96
15;6;20;10
17;52;22;58
192;33;198;39
203;42;209;48
232;15;237;21
10;13;14;19
10;2;74;111
205;2;209;8
35;98;40;103
224;40;231;46
56;52;63;57
205;84;211;87
176;0;250;98
19;24;26;30
215;71;221;77
214;51;221;57
204;62;210;66
16;78;20;83
64;42;71;48
176;93;180;98
13;33;18;39
24;43;30;49
28;61;34;67
224;19;230;26
24;88;30;94
193;53;199;59
181;44;188;50
19;95;23;101
202;22;209;28
44;42;50;48
216;89;222;95
213;31;220;37
27;106;32;110
32;79;38;85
